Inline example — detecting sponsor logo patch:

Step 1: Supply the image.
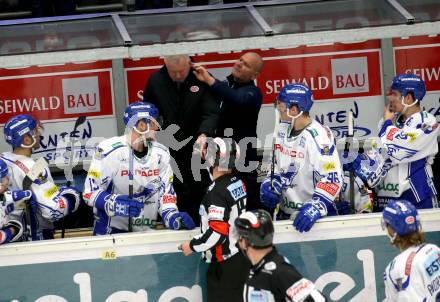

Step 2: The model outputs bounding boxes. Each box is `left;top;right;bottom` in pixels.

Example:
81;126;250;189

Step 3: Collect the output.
425;253;440;277
386;128;399;141
190;85;199;93
162;194;177;204
87;169;101;179
227;180;246;201
286;278;314;302
208;205;225;220
317;182;339;196
44;185;59;198
323;162;336;172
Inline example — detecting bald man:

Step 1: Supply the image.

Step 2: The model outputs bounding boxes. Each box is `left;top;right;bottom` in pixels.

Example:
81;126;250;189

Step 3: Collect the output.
193;52;264;210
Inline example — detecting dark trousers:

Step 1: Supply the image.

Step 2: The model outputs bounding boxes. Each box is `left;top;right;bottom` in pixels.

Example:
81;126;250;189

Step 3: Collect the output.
172;149;210;225
207;252;250;302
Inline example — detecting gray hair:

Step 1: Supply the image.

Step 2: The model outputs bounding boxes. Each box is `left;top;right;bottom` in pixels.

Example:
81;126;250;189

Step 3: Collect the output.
164;54;190;65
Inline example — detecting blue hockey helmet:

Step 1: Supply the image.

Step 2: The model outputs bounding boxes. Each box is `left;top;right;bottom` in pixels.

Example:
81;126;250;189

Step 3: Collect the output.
390;74;426;101
277;83;313;112
0;159;8;179
382;200;421;236
123;102;159;128
3;114;38;148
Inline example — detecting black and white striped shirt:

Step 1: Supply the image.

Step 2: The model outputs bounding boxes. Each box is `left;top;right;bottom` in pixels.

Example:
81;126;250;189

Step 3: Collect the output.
190;174;246;263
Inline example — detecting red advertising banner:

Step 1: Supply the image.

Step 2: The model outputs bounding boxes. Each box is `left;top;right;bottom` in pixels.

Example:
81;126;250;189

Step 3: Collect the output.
124;41;382;105
393;36;440;91
0;61;114;125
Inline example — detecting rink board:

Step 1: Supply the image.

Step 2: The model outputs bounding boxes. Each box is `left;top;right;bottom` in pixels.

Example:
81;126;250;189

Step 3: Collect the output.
0;210;439;302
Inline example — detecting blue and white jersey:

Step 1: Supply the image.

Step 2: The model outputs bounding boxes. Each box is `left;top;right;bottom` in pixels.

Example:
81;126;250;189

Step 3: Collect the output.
339;171;373;213
0;152;77;240
377;111;439;209
384;243;440;302
273;120;342;217
83;136;177;235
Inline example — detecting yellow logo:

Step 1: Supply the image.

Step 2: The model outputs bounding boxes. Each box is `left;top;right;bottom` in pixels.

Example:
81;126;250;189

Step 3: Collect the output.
323;162;336;172
87;170;101;179
405;132;417;142
44;185;59;198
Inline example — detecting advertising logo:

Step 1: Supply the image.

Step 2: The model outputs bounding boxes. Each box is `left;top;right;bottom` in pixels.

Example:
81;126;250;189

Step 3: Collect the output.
62;76;101;114
331;57;369;94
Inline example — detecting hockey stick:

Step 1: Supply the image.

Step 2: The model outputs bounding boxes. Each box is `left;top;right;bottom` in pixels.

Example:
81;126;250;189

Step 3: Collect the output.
271;106;280;221
128;146;134;232
344;110;355;213
61;115;86;238
22;157;49;240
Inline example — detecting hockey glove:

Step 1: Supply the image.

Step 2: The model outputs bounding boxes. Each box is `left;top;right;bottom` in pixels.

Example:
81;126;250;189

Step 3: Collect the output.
168;212;196;230
335;200;352;215
105;195;144;218
3;190;33;213
341;151;358;172
260;174;283;209
0;227;13;245
352;154;375;184
293;201;326;232
0;220;23;244
58;186;81;214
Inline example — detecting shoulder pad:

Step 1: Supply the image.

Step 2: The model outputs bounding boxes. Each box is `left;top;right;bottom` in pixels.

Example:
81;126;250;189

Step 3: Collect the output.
151;141;170;154
410;112;439;134
95;136;127;159
305;122;336;155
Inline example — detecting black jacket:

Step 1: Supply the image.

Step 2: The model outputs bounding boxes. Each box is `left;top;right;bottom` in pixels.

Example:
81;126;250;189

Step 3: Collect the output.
144;65;220;143
211;74;262;143
244;248;327;302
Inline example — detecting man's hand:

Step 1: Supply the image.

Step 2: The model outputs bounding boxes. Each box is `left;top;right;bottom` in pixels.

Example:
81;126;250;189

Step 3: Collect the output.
383;104;395;121
191;63;215;86
180;241;193;256
194;133;207;158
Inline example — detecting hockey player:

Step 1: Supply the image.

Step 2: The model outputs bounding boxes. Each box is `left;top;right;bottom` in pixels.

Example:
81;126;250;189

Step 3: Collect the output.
180;137;249;302
349;74;438;210
235;209;326;302
1;114;80;240
0;158;33;244
83;102;195;235
382;199;440;301
260;83;342;232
